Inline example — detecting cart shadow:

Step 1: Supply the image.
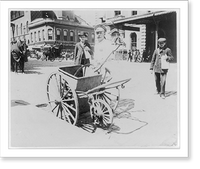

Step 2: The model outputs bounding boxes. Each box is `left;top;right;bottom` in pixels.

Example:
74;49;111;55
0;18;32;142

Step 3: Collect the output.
77;99;148;134
107;99;148;134
35;103;48;108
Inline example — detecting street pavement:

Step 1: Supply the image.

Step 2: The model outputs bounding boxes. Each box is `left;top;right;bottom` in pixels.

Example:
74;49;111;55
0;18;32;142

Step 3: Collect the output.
10;58;178;148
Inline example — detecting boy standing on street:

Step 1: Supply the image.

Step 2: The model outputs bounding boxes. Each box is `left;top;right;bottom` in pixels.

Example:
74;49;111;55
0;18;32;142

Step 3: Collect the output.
150;38;173;99
74;32;93;65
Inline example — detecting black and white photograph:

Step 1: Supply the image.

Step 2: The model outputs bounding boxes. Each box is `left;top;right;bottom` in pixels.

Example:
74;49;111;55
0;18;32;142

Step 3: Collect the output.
1;1;189;158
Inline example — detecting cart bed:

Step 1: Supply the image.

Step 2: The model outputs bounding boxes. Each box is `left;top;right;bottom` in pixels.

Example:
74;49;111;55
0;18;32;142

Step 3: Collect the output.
58;65;102;113
59;65;102;92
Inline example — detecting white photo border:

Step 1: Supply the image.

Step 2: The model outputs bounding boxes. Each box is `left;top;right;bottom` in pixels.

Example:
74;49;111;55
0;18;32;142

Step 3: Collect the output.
0;1;188;157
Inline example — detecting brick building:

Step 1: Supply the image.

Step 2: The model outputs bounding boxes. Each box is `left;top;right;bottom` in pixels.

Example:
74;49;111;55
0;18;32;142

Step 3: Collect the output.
10;11;95;52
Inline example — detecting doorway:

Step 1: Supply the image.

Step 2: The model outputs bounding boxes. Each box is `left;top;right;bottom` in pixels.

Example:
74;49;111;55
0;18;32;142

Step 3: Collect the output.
130;32;137;49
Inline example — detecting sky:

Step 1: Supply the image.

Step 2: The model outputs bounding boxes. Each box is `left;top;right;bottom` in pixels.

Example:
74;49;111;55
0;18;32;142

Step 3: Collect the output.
74;10;97;26
74;10;117;26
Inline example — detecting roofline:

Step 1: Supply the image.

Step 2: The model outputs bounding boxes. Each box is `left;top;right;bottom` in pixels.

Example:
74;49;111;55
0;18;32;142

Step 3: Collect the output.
29;18;94;29
107;11;176;25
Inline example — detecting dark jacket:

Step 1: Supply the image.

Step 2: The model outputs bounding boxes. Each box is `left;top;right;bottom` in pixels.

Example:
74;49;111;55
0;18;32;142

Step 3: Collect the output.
74;42;92;65
11;41;23;55
11;41;24;61
150;47;173;73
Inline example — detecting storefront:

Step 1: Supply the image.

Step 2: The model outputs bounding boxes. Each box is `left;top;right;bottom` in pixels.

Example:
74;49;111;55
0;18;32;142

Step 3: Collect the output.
108;11;177;62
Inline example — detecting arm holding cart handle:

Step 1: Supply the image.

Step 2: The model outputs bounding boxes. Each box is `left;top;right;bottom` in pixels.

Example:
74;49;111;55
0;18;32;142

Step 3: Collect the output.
94;37;125;73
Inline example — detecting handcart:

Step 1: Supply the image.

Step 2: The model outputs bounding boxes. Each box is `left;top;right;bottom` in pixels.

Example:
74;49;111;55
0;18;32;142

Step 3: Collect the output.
47;38;131;130
47;64;130;129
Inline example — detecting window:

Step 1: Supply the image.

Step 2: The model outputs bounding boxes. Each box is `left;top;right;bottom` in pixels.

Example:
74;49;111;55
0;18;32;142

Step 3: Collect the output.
11;11;24;21
132;11;137;15
56;29;61;40
19;11;24;16
16;25;18;36
26;21;29;33
63;30;67;41
114;11;121;16
31;32;33;43
23;26;26;35
11;12;15;20
42;29;45;40
74;17;79;23
20;23;23;35
34;32;37;42
131;32;137;48
70;31;74;41
48;29;53;40
38;31;41;41
16;11;20;18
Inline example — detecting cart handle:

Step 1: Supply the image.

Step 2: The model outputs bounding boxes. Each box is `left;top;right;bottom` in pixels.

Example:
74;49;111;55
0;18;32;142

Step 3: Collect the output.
94;41;124;73
85;78;131;95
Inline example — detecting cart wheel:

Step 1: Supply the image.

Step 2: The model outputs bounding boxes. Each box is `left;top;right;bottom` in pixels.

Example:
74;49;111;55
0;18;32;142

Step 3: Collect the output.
47;72;79;125
97;87;120;111
90;99;113;128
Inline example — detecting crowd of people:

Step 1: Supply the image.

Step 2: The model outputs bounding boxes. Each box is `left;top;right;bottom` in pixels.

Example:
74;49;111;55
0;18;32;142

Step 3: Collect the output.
10;24;173;99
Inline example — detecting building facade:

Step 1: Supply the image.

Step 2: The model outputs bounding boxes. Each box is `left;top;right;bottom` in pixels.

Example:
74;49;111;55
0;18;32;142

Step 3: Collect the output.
108;10;177;62
10;11;95;52
11;11;31;42
94;10;150;58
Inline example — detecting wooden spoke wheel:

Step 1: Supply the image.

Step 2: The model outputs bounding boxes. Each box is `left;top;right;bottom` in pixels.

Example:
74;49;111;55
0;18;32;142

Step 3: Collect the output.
90;99;113;128
97;87;120;111
47;72;79;125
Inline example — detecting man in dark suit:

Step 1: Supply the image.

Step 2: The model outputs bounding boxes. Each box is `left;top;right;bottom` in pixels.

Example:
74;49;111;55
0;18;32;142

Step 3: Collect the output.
74;32;93;65
11;39;25;73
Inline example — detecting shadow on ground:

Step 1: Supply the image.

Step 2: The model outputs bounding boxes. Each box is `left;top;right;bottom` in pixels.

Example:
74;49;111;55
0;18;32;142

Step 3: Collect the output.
165;91;177;97
35;99;148;134
24;70;43;75
11;100;30;107
77;99;148;134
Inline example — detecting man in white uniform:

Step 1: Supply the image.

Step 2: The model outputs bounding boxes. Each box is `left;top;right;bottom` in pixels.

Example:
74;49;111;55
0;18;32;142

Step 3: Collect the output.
92;24;116;81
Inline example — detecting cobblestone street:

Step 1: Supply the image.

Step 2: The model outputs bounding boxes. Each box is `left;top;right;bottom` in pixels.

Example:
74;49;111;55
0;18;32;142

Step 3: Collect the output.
10;58;178;148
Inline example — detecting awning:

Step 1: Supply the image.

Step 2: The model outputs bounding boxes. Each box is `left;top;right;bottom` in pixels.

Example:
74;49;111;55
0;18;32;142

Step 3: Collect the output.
108;11;176;27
